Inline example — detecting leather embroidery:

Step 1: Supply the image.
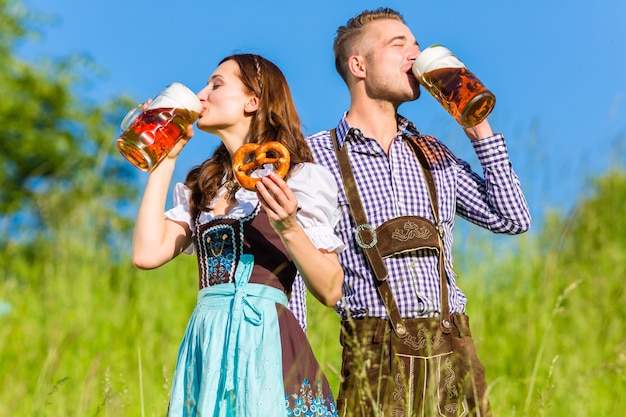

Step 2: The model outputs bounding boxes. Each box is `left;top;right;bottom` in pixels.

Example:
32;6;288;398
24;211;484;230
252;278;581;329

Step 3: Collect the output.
391;219;434;242
403;327;446;351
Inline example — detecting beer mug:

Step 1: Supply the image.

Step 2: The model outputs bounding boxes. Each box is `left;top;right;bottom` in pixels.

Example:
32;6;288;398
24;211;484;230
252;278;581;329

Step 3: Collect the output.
412;45;495;128
116;82;202;172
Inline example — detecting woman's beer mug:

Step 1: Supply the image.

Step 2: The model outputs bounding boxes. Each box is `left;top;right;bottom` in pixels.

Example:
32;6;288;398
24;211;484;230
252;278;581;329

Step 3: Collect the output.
116;82;202;172
412;45;495;128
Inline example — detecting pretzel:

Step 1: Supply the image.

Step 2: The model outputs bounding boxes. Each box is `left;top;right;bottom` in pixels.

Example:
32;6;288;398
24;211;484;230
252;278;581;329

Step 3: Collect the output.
232;141;291;191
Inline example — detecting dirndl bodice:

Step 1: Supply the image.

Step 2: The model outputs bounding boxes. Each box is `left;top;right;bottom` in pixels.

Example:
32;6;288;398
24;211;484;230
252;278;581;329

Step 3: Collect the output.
194;205;297;292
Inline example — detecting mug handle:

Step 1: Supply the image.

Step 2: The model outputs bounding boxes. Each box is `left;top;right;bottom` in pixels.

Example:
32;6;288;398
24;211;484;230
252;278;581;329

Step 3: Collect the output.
120;104;144;131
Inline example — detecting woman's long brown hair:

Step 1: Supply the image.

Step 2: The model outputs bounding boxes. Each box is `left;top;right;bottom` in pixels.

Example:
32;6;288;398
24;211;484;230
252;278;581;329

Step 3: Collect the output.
184;54;314;219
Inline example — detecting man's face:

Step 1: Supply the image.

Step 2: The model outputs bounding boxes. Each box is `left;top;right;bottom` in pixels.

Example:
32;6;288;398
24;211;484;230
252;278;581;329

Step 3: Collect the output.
357;19;422;105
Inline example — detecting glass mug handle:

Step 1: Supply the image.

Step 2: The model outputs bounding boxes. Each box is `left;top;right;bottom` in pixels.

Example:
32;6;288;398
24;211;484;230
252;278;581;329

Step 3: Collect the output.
120;104;144;131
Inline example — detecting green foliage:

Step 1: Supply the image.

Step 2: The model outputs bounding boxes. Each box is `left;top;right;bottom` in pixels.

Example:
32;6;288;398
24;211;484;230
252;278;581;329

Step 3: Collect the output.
560;171;626;263
458;169;626;416
0;228;198;416
0;0;139;242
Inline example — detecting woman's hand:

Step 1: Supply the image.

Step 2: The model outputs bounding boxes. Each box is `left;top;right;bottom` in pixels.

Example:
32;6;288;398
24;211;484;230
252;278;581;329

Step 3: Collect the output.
166;123;195;160
256;173;299;236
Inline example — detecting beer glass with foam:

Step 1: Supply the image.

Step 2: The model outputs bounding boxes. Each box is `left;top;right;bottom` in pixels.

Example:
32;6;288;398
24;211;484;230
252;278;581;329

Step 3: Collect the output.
116;82;202;172
412;45;495;128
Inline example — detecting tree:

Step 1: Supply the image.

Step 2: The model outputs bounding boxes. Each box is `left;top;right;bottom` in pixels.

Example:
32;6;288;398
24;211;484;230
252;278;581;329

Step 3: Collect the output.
0;0;139;244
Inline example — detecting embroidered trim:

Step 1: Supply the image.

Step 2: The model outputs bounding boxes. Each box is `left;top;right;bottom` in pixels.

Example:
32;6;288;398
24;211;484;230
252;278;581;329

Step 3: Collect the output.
285;378;337;416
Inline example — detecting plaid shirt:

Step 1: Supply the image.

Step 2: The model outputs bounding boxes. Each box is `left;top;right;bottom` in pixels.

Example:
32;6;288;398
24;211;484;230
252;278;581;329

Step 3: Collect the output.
288;113;531;330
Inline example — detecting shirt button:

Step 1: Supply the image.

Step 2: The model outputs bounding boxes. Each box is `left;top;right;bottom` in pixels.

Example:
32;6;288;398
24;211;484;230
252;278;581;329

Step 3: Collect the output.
497;145;505;152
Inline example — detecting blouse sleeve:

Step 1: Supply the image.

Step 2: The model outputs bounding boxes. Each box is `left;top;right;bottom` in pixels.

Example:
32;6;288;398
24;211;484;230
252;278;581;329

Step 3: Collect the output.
288;163;345;254
164;182;195;255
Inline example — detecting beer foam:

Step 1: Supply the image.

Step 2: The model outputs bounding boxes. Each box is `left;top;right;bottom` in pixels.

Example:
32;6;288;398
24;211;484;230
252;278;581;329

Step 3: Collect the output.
413;45;465;78
149;82;202;112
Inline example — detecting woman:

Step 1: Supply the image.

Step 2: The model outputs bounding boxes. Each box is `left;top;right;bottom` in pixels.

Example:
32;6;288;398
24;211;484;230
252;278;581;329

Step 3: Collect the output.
132;54;343;416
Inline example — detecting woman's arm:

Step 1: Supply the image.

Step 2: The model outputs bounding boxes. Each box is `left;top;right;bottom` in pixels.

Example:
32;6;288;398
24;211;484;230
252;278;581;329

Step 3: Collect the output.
256;173;344;306
132;130;194;269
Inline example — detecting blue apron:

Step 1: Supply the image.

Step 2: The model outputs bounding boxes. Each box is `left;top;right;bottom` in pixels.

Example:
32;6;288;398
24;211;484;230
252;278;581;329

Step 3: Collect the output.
167;254;288;417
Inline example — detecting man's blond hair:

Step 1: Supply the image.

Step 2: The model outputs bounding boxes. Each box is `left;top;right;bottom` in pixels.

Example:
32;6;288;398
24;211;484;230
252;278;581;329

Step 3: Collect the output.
333;8;405;84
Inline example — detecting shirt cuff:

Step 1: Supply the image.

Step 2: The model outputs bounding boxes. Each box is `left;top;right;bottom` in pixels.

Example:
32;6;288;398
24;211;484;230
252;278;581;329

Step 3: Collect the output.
471;133;510;166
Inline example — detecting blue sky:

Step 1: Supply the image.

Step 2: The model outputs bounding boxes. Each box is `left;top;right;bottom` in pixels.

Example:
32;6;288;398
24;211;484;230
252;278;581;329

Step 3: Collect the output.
19;0;626;228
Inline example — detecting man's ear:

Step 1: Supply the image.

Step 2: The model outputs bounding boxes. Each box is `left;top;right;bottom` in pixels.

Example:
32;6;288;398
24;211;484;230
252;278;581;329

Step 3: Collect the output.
245;95;259;113
347;55;366;79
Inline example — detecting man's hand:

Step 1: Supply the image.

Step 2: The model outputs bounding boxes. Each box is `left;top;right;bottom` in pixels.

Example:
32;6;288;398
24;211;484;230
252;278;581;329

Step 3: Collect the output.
463;119;494;141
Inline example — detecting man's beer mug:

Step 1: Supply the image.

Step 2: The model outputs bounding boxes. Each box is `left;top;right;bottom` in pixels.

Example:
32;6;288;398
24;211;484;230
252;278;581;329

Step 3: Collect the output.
412;45;495;128
116;82;202;172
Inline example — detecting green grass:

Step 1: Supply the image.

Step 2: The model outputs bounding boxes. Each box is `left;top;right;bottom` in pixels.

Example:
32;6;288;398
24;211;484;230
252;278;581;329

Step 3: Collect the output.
1;170;625;416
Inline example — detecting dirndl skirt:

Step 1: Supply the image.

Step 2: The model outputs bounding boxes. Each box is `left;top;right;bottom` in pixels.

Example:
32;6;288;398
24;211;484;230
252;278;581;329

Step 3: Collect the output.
167;255;288;417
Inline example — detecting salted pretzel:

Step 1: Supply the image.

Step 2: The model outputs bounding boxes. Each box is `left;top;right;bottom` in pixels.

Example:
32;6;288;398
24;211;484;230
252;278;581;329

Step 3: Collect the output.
232;141;291;191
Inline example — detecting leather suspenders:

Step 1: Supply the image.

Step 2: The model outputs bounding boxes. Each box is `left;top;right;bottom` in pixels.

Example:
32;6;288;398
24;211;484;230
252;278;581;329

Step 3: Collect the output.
330;129;452;336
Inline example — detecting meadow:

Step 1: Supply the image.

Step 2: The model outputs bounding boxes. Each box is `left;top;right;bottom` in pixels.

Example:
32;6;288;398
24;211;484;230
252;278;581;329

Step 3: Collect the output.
0;170;624;416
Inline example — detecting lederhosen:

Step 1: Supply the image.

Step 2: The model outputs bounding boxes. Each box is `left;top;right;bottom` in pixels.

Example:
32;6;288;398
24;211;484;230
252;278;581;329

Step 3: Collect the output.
331;129;492;417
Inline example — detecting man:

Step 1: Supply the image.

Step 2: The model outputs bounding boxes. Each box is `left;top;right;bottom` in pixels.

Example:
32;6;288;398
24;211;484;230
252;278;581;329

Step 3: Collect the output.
291;7;531;417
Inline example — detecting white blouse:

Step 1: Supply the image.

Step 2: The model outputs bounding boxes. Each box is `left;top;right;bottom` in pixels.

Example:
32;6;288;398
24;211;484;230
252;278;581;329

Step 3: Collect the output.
165;162;345;255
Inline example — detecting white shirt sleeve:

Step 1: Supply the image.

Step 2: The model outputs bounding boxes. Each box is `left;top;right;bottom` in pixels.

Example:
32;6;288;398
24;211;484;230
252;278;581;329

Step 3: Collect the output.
289;163;345;254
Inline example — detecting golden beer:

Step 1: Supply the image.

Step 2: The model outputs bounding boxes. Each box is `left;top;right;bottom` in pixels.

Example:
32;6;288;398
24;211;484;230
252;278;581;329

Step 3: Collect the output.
116;107;199;171
116;82;202;172
413;45;495;128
